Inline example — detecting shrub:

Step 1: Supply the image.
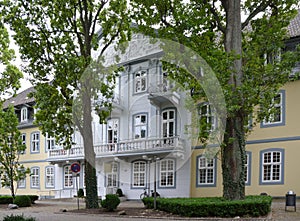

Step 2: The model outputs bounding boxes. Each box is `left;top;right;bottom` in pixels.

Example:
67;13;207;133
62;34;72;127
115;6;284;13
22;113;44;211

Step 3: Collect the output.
77;188;84;198
3;214;36;221
0;195;13;204
13;195;32;207
101;194;120;211
27;195;39;204
116;188;124;197
142;195;272;218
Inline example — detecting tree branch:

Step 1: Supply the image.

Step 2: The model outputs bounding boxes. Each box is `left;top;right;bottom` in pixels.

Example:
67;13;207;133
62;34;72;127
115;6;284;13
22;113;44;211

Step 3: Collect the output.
208;0;226;33
242;1;273;30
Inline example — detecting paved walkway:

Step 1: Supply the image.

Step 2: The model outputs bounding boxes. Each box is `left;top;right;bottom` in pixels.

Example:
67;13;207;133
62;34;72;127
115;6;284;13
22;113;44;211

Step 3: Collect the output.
0;198;299;221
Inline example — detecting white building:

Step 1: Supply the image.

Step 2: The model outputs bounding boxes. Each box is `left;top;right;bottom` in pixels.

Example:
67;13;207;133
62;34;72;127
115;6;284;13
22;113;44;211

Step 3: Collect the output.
47;34;192;200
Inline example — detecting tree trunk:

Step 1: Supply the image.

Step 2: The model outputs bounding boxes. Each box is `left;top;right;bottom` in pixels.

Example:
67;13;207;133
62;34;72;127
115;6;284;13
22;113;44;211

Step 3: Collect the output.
10;169;15;199
221;0;246;200
222;116;246;200
82;89;99;209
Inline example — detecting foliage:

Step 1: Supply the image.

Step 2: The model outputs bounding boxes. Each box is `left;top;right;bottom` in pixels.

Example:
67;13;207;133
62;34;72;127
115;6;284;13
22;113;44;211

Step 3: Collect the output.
0;106;30;198
3;214;36;221
0;195;13;204
77;188;84;198
13;195;31;207
3;0;131;209
116;188;124;197
142;195;272;217
101;194;120;211
131;0;300;200
26;195;39;204
0;18;22;99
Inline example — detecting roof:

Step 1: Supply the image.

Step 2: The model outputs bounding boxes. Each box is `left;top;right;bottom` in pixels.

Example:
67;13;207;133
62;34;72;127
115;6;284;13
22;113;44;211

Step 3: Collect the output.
288;10;300;38
3;86;35;109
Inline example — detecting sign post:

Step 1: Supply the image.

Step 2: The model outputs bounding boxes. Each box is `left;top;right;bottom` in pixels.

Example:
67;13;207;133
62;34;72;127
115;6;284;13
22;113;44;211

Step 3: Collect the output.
71;163;81;210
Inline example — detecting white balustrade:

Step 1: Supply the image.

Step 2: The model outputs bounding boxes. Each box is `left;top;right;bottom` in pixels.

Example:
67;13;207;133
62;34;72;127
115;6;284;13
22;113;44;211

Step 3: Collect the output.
48;136;184;159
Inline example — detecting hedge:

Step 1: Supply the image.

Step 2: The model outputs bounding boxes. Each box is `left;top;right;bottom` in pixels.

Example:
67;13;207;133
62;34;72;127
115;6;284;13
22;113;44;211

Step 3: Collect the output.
13;195;32;207
26;195;39;204
142;195;272;218
0;196;13;204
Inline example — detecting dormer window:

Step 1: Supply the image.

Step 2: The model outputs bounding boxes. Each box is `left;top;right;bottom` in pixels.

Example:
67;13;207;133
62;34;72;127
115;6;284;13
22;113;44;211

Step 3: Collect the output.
21;107;28;122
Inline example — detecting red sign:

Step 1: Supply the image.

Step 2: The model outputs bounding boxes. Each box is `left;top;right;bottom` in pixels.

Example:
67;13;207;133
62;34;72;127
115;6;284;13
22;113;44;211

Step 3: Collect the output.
71;163;81;173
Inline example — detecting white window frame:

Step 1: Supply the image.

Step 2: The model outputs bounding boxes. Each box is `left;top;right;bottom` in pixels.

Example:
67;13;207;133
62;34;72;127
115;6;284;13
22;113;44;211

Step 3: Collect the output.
132;161;146;188
134;70;147;93
107;119;119;144
261;150;283;184
133;114;147;139
162;109;176;138
21;107;28;122
31;132;40;153
197;156;215;186
46;133;56;151
17;168;26;189
198;103;216;132
244;152;252;185
64;165;73;188
106;162;118;188
45;166;55;188
263;92;284;126
30;167;40;188
159;159;175;188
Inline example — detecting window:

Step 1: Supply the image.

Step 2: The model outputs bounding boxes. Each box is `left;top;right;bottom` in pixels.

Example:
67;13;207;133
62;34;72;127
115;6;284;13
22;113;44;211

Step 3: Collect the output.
107;119;119;144
106;162;118;187
21;107;28;122
196;156;216;187
162;109;176;138
134;70;147;93
17;168;26;188
46;133;56;151
30;167;40;188
262;91;285;127
159;159;175;187
260;149;284;185
31;132;40;153
198;103;216;132
64;165;73;188
18;178;26;188
245;152;252;185
21;134;26;146
132;161;146;188
45;166;55;188
134;114;147;139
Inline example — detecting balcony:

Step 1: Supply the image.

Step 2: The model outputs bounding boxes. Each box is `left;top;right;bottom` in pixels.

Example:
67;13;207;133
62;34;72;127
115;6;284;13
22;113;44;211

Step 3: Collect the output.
148;82;180;106
47;136;184;162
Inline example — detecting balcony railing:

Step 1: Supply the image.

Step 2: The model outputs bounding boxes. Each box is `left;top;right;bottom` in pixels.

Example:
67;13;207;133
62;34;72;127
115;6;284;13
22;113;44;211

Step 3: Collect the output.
47;136;184;161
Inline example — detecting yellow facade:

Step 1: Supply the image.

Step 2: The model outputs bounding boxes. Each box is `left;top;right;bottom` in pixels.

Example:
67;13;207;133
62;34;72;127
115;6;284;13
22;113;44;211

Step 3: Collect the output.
0;114;54;198
191;80;300;198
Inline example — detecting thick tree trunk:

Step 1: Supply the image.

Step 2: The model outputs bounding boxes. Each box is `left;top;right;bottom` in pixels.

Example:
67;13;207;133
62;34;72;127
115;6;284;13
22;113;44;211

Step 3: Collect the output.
222;116;246;200
82;89;99;209
222;0;246;200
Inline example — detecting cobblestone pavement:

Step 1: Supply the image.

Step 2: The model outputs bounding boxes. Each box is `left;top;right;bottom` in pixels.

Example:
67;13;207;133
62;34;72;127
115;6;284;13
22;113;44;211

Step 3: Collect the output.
0;198;299;221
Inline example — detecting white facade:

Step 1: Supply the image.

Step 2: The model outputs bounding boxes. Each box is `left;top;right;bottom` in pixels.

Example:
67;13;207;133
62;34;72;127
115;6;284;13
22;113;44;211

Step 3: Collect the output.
47;35;192;199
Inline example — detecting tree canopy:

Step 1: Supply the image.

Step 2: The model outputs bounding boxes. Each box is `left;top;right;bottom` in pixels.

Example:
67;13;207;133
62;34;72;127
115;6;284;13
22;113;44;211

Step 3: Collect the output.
0;18;22;99
0;106;29;198
130;0;300;199
3;0;131;208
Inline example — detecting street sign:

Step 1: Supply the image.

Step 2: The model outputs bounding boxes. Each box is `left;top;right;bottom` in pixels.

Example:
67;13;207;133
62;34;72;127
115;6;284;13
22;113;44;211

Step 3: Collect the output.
71;162;81;173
